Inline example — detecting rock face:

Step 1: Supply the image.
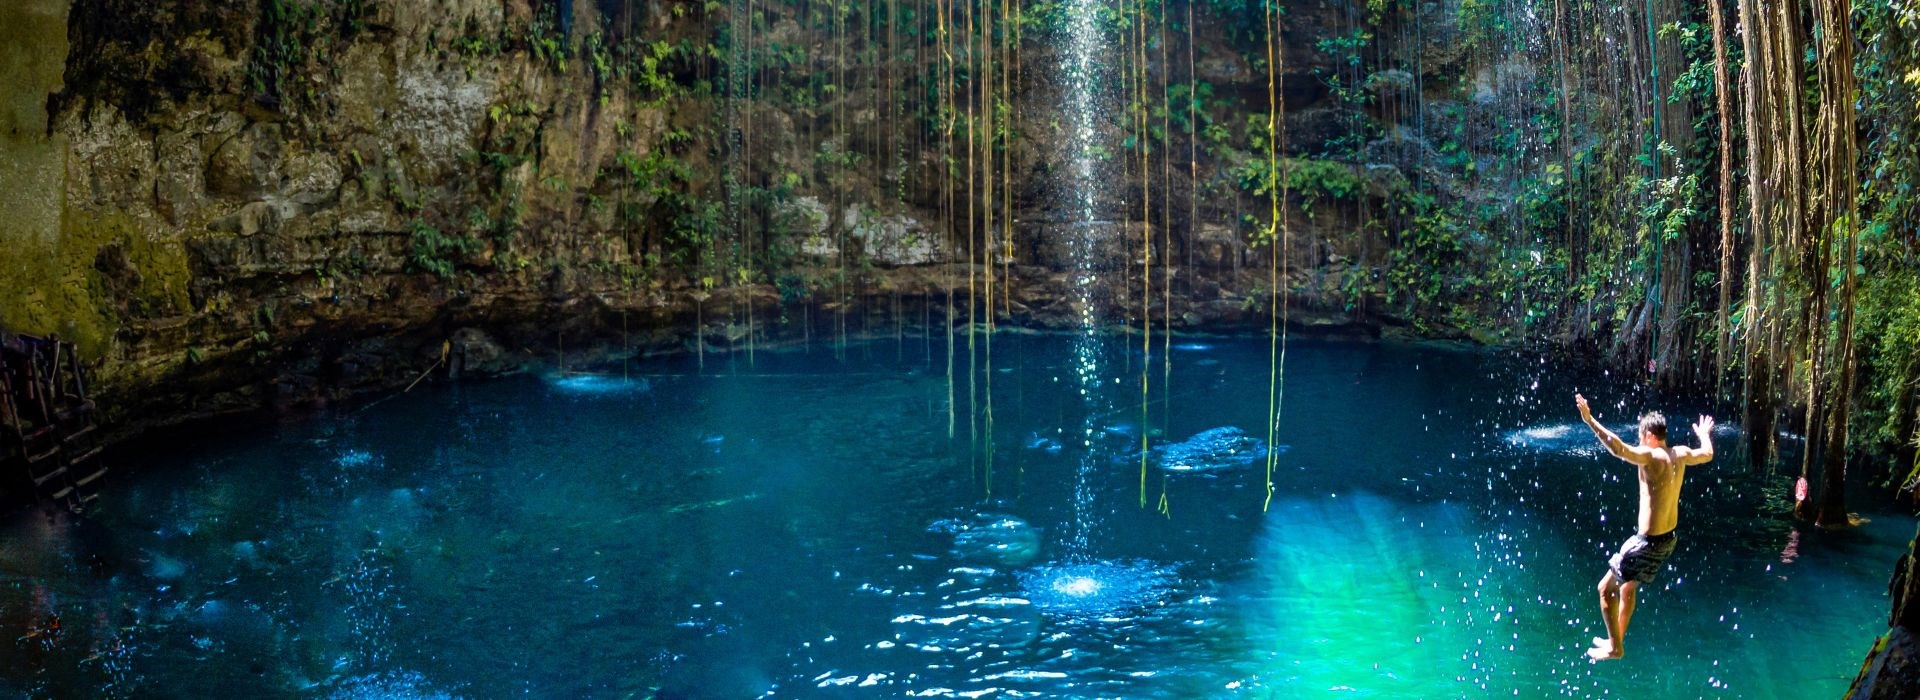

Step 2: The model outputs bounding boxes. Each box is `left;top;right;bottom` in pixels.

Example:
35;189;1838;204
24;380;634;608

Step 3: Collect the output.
844;207;942;267
1851;627;1920;699
0;0;1548;439
1849;528;1920;698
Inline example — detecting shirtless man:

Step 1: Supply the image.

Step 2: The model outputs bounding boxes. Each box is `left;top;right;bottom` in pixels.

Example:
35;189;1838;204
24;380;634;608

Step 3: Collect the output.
1574;393;1714;661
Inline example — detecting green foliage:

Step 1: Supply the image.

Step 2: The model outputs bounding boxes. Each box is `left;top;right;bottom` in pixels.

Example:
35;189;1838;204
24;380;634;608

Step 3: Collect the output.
1232;157;1368;216
1383;193;1468;322
1859;274;1920;475
775;273;814;303
1856;0;1920;476
1197;0;1283;46
1454;0;1516;51
248;0;322;106
529;3;571;72
627;40;684;105
1639;169;1702;247
1662;21;1720;106
1858;0;1920;268
1312;28;1375;157
408;218;478;279
1167;81;1215;137
246;0;373;110
604;147;721;271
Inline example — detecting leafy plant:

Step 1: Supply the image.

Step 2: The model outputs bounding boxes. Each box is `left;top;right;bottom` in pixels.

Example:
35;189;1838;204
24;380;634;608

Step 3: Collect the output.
408;218;478;279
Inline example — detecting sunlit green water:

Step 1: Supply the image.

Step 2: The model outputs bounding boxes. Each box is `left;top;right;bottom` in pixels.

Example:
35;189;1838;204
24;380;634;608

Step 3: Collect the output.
0;335;1906;697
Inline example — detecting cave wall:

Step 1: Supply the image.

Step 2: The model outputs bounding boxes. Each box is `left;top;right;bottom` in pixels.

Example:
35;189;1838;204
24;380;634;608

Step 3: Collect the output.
0;0;85;348
0;0;1545;433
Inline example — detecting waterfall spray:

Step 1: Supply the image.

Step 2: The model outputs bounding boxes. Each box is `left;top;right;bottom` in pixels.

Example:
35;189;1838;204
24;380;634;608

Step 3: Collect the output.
1059;0;1115;555
1137;0;1153;510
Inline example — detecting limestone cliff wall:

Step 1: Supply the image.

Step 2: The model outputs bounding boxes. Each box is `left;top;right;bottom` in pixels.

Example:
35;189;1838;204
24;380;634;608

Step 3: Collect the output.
0;0;1535;430
7;0;750;424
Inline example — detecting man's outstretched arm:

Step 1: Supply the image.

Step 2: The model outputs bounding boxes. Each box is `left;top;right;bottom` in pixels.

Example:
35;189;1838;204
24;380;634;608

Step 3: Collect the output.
1680;415;1716;466
1575;393;1640;464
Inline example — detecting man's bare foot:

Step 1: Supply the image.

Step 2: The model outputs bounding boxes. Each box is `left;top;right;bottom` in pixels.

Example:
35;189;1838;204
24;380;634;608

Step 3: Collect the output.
1586;637;1624;661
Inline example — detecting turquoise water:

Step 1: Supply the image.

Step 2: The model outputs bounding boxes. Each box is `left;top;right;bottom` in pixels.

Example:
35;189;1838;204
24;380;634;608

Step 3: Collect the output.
0;335;1908;697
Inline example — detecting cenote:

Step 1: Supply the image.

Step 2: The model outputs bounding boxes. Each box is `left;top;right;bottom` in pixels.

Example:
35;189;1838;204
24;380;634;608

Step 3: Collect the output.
1;335;1910;697
6;0;1920;696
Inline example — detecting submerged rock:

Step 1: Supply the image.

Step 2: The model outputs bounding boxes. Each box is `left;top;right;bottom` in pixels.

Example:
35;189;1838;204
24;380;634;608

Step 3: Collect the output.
1152;427;1279;473
1024;433;1063;454
145;552;189;580
933;514;1041;568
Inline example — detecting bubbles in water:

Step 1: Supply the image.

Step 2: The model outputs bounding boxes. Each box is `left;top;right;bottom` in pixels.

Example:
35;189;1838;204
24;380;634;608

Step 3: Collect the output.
1017;560;1175;617
335;450;380;470
1053;575;1101;597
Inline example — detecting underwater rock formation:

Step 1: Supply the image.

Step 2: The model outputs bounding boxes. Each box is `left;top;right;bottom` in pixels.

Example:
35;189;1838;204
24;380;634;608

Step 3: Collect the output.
934;513;1042;568
1151;426;1277;474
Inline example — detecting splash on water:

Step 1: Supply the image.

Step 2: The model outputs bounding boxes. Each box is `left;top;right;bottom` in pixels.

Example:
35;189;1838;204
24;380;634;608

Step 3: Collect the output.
1054;575;1101;596
1518;424;1574;441
1017;560;1175;617
1503;422;1605;457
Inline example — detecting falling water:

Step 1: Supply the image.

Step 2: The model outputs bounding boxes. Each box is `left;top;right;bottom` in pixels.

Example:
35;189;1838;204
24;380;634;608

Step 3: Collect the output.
1058;0;1116;556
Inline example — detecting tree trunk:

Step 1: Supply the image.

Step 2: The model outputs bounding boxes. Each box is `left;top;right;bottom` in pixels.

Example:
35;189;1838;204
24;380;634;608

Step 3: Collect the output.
1709;0;1734;395
1811;0;1859;528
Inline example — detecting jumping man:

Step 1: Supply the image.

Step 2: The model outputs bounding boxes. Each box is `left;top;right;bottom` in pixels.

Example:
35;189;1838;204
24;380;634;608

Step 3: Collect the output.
1573;393;1714;661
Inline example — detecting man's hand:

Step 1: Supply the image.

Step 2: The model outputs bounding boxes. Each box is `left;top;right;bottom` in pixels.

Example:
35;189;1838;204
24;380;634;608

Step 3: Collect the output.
1575;393;1634;463
1684;414;1717;466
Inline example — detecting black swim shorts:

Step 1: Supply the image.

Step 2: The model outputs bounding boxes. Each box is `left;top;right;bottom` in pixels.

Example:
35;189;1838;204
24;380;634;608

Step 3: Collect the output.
1608;531;1678;584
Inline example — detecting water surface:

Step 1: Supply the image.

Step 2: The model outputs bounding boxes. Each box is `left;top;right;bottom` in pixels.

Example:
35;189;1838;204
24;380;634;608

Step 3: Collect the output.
0;335;1906;697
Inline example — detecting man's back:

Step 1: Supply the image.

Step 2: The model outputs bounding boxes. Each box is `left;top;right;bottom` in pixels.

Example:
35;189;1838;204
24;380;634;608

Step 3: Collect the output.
1636;448;1686;536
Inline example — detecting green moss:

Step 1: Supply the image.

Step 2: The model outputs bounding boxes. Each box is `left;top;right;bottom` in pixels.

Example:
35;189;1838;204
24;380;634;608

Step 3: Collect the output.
0;206;193;358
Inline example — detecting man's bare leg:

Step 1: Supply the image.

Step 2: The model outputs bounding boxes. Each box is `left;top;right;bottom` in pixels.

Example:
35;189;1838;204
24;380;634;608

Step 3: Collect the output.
1612;580;1639;655
1588;572;1625;660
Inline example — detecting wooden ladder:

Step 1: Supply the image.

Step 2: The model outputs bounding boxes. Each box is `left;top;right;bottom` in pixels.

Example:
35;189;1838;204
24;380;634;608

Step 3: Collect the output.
2;336;106;512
